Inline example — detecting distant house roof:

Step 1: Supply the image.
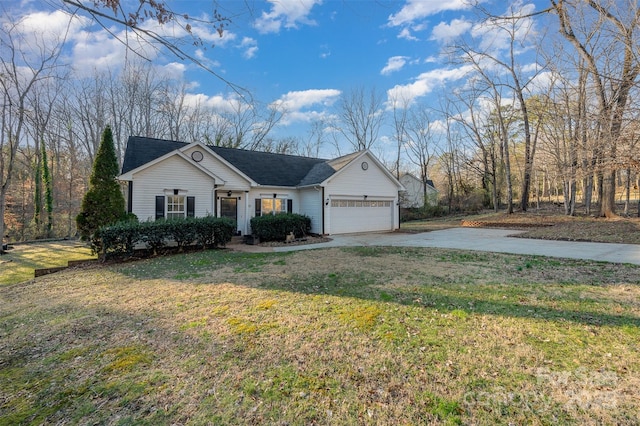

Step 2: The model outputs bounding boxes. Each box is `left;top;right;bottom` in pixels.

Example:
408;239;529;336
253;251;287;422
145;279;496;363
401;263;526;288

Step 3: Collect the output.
120;136;361;187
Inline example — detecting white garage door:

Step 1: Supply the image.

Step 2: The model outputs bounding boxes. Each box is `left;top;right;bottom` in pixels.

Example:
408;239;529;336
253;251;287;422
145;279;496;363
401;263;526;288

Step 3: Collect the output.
329;199;393;234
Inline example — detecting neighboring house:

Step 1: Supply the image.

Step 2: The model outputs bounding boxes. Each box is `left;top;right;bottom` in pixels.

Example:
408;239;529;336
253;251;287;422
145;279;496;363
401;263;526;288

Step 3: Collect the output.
118;136;405;235
399;173;438;208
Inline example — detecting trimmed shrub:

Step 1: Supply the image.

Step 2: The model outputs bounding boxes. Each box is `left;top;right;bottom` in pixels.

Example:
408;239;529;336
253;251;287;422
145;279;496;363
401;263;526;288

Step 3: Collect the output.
167;218;197;251
250;213;311;242
91;216;235;259
195;216;236;249
92;220;141;258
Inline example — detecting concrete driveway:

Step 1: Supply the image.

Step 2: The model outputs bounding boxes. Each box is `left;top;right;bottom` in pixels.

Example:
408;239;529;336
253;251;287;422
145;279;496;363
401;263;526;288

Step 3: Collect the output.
273;228;640;266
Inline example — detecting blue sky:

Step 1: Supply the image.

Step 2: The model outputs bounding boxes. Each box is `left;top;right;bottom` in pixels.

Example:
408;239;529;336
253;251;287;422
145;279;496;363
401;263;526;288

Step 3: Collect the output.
5;0;551;159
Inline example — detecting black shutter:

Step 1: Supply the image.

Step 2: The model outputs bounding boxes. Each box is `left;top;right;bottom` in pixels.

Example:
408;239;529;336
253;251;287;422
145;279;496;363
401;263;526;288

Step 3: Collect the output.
287;199;293;213
255;199;261;217
127;181;133;213
155;196;165;220
187;196;195;217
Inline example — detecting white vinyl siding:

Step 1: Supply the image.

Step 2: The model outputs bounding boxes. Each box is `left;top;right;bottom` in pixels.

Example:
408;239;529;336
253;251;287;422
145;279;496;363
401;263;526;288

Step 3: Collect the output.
131;155;215;221
299;189;323;234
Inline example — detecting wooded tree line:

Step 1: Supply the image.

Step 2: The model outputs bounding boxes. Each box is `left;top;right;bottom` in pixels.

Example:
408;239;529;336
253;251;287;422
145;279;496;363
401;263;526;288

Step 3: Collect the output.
2;0;639;245
424;0;640;218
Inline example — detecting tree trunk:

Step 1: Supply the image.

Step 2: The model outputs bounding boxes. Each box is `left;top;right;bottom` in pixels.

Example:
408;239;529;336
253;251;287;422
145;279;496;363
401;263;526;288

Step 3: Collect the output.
600;170;616;218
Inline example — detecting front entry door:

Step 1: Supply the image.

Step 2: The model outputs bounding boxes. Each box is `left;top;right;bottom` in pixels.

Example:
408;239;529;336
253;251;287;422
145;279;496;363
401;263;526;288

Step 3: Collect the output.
220;197;238;223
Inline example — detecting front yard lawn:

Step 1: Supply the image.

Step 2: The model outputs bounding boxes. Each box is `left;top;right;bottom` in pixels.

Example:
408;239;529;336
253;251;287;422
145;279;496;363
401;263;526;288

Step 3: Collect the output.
1;246;639;424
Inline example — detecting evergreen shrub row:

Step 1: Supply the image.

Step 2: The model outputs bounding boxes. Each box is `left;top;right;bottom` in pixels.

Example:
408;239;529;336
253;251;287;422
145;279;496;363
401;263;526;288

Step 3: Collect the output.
92;216;236;259
250;213;311;242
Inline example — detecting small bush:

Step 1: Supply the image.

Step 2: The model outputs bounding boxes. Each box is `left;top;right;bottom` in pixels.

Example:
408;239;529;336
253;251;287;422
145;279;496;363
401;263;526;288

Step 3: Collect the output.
401;204;446;222
91;216;235;259
250;213;311;242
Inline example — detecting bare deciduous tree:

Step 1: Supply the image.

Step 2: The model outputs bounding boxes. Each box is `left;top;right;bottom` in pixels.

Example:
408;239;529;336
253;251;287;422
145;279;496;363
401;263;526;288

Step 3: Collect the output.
1;13;66;252
336;86;385;151
405;106;438;206
550;0;640;217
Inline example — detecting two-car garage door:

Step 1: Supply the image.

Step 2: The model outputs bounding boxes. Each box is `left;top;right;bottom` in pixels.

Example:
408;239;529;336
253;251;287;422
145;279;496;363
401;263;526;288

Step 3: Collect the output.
328;199;394;234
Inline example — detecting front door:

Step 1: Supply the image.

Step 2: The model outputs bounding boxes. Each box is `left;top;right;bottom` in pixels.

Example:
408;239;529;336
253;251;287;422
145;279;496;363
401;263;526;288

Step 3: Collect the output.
220;197;238;223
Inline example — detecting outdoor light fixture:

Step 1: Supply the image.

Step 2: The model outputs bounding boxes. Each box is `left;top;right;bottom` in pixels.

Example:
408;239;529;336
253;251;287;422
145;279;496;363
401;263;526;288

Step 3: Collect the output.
364;195;368;200
227;191;232;197
325;198;330;206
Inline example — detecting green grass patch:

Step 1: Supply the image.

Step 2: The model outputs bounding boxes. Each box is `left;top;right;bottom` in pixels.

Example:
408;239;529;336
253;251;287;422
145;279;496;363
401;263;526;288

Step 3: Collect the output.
1;241;95;285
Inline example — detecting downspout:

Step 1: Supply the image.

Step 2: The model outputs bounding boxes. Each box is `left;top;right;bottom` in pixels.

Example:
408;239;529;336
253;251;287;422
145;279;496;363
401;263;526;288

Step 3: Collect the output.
397;191;400;230
322;187;325;235
244;190;249;235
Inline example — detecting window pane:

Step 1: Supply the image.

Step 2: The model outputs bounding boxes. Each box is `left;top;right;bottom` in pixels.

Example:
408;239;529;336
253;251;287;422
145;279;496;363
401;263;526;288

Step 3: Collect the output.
167;195;185;219
262;199;274;215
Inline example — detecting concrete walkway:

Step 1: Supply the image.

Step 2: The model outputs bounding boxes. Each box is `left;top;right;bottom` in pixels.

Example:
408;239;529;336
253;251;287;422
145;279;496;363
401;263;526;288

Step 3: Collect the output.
272;228;640;266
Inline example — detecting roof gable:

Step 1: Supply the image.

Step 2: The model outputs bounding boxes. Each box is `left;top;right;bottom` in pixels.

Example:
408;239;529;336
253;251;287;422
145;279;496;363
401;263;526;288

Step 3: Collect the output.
322;150;404;190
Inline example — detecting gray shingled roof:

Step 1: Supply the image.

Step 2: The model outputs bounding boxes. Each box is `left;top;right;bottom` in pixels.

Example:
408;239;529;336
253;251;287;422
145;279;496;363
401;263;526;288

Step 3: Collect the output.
120;136;338;187
121;136;188;175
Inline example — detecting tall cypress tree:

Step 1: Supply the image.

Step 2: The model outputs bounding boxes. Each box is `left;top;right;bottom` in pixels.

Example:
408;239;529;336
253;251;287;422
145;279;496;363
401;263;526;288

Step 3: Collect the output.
76;125;125;239
42;142;53;237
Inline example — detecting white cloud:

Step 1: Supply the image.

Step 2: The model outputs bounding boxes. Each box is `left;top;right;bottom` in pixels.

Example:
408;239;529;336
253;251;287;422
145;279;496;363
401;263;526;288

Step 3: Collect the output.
71;28;142;75
386;65;474;107
270;89;341;125
381;56;409;76
388;0;472;27
431;18;472;42
397;28;418;41
11;9;87;41
239;37;258;59
272;89;341;111
183;92;247;114
528;70;555;93
254;0;322;34
319;44;331;59
162;62;187;79
470;2;536;54
3;9;88;65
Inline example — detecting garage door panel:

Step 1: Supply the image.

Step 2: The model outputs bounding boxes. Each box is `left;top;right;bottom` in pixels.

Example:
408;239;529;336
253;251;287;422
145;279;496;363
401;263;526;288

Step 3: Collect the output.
329;199;393;234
